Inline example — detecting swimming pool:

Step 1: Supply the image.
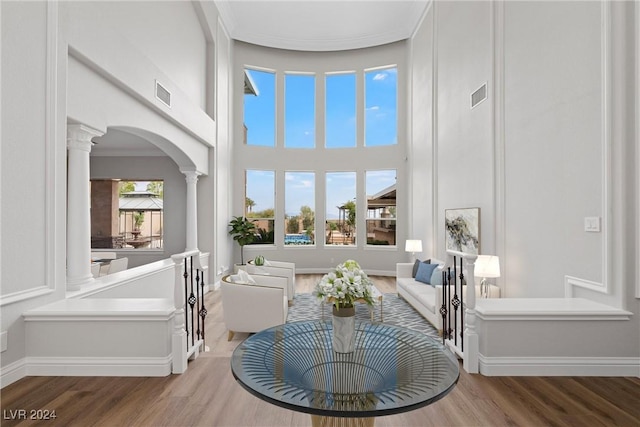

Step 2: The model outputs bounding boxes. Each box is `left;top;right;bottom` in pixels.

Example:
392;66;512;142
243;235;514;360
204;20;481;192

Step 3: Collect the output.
284;234;313;244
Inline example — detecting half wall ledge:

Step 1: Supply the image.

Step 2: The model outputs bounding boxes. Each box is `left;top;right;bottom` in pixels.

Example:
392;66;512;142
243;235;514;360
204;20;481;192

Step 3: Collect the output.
474;298;636;377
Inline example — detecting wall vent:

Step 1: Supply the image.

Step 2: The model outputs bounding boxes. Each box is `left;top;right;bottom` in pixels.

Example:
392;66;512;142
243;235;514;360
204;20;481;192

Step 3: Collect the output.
155;80;171;107
471;83;487;109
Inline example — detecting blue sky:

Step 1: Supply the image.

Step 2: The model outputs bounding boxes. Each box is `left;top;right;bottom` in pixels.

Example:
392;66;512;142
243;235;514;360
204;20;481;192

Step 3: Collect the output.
244;67;397;219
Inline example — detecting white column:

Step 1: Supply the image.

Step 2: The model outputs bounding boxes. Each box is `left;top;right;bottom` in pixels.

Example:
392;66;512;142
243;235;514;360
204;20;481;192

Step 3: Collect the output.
184;170;201;251
66;124;103;291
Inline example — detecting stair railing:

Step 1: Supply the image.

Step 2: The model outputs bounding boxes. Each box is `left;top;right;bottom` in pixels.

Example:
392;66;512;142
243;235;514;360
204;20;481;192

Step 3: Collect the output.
440;250;479;374
171;250;207;374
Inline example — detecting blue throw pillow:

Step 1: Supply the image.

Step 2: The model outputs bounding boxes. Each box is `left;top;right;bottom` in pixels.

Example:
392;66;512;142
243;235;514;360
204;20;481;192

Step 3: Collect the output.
412;259;430;278
415;262;439;285
430;266;444;287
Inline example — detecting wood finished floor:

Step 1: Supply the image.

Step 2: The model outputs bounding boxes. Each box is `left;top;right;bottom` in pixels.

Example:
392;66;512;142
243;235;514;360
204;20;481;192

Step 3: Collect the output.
2;275;639;427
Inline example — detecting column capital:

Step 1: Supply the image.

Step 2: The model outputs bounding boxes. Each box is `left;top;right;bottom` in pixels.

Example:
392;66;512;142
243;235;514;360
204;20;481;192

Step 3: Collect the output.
182;170;202;185
67;124;103;152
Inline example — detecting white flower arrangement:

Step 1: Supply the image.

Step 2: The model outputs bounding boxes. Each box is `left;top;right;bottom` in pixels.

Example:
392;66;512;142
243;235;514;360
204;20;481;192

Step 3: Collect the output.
314;259;376;309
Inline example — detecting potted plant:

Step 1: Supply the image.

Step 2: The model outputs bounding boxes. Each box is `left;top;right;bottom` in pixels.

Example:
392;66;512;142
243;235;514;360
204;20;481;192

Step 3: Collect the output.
228;216;256;265
132;211;145;239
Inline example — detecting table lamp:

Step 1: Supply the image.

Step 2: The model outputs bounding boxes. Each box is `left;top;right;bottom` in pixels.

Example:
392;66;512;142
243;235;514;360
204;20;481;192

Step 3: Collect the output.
474;255;500;298
405;239;423;261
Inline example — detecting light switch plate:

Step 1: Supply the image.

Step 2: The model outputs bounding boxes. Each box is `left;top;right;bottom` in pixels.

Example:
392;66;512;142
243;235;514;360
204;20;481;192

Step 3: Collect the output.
584;217;601;232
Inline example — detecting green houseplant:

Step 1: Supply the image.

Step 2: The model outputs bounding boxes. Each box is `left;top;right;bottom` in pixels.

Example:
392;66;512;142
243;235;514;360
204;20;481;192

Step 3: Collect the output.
228;216;256;265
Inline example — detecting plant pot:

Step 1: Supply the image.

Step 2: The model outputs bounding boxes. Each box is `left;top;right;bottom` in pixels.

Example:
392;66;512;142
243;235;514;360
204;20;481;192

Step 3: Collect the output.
331;305;356;353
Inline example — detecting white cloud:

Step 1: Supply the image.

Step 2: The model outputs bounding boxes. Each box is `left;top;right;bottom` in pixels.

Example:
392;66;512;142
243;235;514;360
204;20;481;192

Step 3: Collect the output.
373;73;387;81
366;106;380;111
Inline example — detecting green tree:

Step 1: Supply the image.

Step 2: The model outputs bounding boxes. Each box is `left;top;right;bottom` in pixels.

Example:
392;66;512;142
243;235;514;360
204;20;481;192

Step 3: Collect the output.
342;200;356;244
119;181;135;196
146;181;164;198
300;205;314;231
287;216;300;234
247;208;274;219
245;197;256;213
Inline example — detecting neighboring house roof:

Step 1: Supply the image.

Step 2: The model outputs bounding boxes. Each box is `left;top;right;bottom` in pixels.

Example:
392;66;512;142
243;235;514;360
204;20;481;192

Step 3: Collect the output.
367;183;396;208
244;69;259;95
119;191;164;211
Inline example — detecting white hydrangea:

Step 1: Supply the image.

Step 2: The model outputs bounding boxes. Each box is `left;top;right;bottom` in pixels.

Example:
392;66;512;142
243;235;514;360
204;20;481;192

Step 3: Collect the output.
313;260;375;308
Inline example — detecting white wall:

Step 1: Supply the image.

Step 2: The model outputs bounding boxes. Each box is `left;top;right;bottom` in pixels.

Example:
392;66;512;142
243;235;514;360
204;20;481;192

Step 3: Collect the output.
410;0;638;360
408;5;435;257
0;0;218;380
232;41;409;274
0;0;67;375
67;1;207;110
503;1;603;298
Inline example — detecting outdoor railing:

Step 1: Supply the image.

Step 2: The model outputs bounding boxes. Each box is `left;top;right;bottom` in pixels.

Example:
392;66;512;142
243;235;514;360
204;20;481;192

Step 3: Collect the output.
171;250;207;373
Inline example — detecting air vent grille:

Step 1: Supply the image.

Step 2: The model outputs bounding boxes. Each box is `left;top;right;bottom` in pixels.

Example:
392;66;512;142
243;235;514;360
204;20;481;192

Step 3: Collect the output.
155;80;171;107
471;83;487;109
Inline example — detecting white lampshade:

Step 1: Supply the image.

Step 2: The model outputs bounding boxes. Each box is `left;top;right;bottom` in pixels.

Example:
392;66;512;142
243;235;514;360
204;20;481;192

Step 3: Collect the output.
405;240;423;253
475;255;500;278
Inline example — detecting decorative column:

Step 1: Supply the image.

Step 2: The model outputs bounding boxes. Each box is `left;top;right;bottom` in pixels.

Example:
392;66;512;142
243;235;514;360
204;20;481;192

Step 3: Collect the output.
66;124;103;291
183;170;201;251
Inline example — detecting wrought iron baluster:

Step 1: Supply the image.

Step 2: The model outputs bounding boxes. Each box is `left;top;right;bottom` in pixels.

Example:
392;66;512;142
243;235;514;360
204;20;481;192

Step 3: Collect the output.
459;257;464;352
183;261;189;347
188;256;196;347
198;269;207;345
451;259;461;347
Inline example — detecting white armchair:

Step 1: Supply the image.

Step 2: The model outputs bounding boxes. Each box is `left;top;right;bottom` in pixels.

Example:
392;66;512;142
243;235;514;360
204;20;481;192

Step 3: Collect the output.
221;272;289;341
245;259;296;304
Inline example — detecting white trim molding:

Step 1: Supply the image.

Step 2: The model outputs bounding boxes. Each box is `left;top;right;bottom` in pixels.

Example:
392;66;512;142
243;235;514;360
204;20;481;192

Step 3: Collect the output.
565;275;609;297
636;0;640;299
25;356;172;377
566;1;613;297
478;355;640;377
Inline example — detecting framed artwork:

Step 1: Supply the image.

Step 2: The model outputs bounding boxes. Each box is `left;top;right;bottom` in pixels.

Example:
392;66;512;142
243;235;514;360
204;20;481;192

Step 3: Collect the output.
445;208;480;254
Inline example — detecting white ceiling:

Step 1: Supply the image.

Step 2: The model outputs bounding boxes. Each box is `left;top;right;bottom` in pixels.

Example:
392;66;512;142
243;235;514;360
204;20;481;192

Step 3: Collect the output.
214;0;430;51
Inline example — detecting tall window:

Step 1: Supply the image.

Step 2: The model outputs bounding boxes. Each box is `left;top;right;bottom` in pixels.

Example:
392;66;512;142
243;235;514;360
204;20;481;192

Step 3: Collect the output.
325;73;356;148
366;170;396;246
284;171;315;245
285;73;315;148
326;172;356;246
245;170;275;244
365;67;397;147
244;69;275;147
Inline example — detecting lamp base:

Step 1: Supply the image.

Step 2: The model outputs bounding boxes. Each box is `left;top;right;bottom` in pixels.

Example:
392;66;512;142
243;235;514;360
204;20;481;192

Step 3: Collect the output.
479;278;489;298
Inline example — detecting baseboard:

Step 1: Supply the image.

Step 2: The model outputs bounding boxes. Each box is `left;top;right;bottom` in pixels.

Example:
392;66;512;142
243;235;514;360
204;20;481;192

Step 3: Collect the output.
25;356;172;377
1;358;28;388
479;355;640;377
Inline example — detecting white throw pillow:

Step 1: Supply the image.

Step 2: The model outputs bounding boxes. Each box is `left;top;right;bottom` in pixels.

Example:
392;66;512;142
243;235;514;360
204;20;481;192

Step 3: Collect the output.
232;269;256;285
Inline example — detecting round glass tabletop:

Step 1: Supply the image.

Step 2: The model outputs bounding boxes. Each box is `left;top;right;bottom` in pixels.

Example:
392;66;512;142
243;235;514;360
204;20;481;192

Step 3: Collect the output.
231;320;459;418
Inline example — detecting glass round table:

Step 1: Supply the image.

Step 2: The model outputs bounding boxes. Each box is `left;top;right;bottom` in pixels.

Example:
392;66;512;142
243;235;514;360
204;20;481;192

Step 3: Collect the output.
231;320;459;427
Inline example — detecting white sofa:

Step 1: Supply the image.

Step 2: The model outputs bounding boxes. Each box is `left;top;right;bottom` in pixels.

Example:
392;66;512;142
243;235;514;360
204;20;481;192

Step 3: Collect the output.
221;272;289;341
245;259;296;304
396;261;500;333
